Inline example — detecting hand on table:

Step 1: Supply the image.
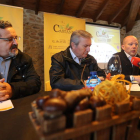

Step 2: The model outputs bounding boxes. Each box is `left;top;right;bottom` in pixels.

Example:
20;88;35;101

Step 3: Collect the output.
0;78;13;101
133;76;140;83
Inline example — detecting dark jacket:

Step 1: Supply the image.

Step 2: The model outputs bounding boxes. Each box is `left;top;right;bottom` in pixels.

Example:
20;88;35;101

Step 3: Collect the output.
49;47;105;91
8;50;41;99
115;50;140;81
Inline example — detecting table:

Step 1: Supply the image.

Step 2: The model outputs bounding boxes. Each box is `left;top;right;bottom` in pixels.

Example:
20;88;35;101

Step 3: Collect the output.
0;91;49;140
1;91;140;140
131;91;140;97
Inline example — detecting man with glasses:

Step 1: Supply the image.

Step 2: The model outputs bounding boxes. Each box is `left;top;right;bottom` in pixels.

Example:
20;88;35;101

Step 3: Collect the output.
49;30;105;91
0;20;41;101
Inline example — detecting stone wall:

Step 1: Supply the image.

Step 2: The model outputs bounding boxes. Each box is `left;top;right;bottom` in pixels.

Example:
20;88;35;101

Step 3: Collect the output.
23;9;126;91
23;9;44;91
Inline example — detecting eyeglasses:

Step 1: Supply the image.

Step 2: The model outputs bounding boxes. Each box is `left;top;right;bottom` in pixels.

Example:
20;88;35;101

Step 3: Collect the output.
0;36;21;42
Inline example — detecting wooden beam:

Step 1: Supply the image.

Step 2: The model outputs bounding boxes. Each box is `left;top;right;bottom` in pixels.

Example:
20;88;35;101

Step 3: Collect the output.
76;0;89;18
126;0;140;32
9;0;14;5
136;7;140;20
57;0;65;14
121;16;128;27
94;0;110;21
109;0;131;24
35;0;41;15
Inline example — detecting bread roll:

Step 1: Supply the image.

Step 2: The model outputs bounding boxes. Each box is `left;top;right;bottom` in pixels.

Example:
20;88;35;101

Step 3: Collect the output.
49;89;67;98
64;88;92;109
36;96;50;109
75;97;89;111
89;95;106;109
43;98;67;118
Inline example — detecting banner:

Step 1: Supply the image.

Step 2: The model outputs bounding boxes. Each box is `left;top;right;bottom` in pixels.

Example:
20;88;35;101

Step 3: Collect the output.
44;13;85;90
0;4;23;51
86;23;121;69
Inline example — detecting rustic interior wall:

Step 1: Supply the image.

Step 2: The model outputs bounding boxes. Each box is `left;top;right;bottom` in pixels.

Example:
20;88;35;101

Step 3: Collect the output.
23;9;44;91
126;20;140;54
23;9;126;92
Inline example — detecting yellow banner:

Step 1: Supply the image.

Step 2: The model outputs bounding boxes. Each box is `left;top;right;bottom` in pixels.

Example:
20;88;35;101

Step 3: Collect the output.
0;4;23;51
44;13;85;90
86;24;121;68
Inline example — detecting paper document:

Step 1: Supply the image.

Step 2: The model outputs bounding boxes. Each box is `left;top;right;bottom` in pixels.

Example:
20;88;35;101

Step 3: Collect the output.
126;84;140;91
0;100;14;111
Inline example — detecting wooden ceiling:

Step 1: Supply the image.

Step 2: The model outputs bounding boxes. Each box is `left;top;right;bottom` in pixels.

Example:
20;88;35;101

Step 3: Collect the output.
1;0;140;32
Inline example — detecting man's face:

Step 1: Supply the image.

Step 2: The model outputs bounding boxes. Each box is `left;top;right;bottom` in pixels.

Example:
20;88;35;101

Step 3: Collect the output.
71;37;91;59
0;27;18;59
122;36;138;57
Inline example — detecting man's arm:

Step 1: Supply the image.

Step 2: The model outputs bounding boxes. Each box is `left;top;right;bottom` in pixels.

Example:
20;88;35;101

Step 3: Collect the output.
49;56;84;91
124;65;140;81
0;57;41;101
9;57;41;99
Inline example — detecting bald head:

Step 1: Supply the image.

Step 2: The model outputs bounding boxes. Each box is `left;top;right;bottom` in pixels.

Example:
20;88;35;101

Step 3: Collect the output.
122;36;138;45
122;35;138;57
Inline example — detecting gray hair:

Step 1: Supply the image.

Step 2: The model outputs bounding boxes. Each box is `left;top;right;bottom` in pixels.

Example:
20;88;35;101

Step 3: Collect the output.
70;30;92;46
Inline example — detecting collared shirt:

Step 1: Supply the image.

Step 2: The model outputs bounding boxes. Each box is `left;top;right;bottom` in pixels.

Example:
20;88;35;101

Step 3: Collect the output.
124;51;132;62
0;50;18;82
69;48;81;64
0;57;12;82
124;51;137;82
124;51;137;63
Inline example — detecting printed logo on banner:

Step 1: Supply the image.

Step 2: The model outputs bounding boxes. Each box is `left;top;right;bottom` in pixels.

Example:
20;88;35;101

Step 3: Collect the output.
53;21;74;33
96;30;109;38
95;29;116;43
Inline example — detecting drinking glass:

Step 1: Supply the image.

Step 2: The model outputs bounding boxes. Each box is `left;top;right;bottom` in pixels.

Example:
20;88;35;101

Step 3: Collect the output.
104;54;112;74
106;54;122;76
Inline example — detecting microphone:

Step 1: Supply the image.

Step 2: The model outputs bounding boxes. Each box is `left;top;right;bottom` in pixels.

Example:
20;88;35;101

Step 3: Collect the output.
131;57;140;67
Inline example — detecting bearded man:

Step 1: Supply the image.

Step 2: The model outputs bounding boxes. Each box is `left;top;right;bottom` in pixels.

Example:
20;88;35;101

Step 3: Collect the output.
0;20;41;101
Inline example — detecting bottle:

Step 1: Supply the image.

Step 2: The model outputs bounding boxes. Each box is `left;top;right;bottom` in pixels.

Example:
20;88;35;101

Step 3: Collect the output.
86;71;101;90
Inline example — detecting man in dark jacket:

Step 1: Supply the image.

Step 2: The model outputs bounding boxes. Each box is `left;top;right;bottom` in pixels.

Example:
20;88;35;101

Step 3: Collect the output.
0;20;41;101
115;35;140;82
49;30;105;91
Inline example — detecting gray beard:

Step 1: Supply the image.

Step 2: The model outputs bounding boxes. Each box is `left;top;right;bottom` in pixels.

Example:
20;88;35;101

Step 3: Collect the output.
9;44;18;57
9;49;18;57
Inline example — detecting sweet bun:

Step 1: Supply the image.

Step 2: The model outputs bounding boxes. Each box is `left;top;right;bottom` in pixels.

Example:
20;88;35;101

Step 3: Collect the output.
89;95;106;109
64;88;92;109
78;88;92;100
43;98;67;118
36;96;50;109
75;97;89;112
49;89;67;98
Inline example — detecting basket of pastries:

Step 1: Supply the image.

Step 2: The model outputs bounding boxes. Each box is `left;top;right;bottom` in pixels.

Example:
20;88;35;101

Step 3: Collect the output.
29;74;140;140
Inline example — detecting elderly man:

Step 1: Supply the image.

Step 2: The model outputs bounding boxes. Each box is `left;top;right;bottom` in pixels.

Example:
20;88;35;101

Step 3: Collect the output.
49;30;105;91
0;20;41;101
115;35;140;82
